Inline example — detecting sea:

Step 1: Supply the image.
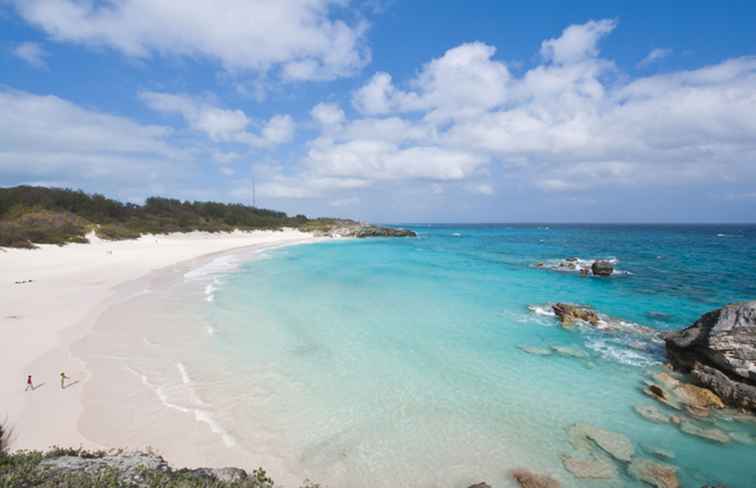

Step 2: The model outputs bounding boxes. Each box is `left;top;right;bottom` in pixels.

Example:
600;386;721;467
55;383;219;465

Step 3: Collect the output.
83;224;756;487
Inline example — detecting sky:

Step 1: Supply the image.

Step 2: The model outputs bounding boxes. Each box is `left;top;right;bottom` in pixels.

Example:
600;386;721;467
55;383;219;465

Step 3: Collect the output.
1;1;756;223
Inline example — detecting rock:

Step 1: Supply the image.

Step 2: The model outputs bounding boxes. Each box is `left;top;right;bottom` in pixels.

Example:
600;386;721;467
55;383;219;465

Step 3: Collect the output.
519;346;553;356
317;221;417;238
664;301;756;411
561;456;617;479
567;423;634;462
644;447;675;461
729;431;756;445
691;363;756;412
36;452;257;487
643;384;682;410
467;483;492;488
670;416;683;425
591;260;614;276
552;303;601;327
672;383;725;409
679;422;731;443
628;458;679;488
511;469;560;488
654;372;681;390
634;405;671;424
551;346;589;359
685;405;711;418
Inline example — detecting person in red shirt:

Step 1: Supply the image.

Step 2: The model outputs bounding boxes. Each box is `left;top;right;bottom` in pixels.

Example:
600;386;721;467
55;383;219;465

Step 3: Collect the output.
25;374;34;391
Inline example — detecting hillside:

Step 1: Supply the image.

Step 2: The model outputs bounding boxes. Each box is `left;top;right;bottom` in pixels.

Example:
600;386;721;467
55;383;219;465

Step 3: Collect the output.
0;186;414;248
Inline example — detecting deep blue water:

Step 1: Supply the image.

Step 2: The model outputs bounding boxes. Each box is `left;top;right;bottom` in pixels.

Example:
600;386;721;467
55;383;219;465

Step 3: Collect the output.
206;224;756;487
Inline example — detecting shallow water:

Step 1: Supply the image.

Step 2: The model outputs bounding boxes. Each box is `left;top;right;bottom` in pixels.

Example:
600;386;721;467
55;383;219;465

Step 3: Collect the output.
89;225;756;487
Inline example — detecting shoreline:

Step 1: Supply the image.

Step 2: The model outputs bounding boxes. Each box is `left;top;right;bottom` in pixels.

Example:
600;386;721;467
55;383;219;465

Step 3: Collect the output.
0;229;325;463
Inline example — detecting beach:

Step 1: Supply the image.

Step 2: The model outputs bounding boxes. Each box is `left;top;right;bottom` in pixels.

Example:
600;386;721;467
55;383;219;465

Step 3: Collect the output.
0;229;321;465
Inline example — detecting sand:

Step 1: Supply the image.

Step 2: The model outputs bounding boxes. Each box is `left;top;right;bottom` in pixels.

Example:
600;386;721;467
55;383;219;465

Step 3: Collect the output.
0;229;321;457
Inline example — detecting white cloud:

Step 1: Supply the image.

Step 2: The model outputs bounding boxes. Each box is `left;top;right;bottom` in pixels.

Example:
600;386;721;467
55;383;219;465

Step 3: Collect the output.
15;0;370;81
540;19;616;65
13;41;48;68
0;89;191;193
312;19;756;198
311;102;345;127
140;91;294;147
352;43;511;122
637;48;672;68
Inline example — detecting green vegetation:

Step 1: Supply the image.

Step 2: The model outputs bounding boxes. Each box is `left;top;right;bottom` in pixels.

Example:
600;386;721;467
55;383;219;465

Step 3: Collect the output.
0;186;313;248
0;441;320;488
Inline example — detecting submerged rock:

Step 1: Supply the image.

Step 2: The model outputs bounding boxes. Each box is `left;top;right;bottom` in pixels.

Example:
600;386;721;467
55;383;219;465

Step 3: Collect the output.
679;422;731;443
467;483;492;488
628;458;679;488
519;345;553;356
511;469;560;488
591;260;614;276
561;456;617;480
664;301;756;411
551;346;589;359
634;405;671;424
552;303;601;327
643;384;682;410
567;423;634;462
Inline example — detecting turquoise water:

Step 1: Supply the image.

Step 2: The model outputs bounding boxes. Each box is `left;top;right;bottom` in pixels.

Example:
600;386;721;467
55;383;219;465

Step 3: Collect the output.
207;225;756;487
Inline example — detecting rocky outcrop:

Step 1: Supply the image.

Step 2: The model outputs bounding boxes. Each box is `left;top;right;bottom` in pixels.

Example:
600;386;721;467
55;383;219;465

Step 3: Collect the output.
561;456;617;480
591;260;614;276
32;451;273;488
665;301;756;411
552;303;601;327
316;222;416;238
627;458;679;488
511;468;561;487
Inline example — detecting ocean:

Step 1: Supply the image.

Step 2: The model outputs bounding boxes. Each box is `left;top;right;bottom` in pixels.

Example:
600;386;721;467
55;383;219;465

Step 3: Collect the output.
83;224;756;487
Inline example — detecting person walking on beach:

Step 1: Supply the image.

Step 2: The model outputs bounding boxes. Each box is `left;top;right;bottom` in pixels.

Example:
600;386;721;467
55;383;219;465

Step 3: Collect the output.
25;374;33;391
60;371;70;389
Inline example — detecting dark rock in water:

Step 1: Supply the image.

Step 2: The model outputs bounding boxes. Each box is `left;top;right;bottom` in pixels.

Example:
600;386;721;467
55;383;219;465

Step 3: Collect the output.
511;469;560;487
664;301;756;411
591;260;614;276
692;363;756;412
315;221;416;238
628;458;679;488
467;483;492;488
552;303;601;327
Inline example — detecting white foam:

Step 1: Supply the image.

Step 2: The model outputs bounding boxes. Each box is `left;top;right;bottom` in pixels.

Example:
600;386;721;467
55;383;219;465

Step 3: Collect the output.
528;304;556;317
125;363;237;448
585;338;660;368
184;254;239;280
534;256;630;276
451;232;462;237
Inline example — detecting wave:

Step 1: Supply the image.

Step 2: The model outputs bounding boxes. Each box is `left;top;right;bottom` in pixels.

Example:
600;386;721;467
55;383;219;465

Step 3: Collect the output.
184;254;239;280
125;363;237;448
451;232;462;237
585;338;661;368
527;304;556;317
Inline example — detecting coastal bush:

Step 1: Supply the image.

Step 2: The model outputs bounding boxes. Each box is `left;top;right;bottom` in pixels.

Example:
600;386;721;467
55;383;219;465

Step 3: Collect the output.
0;186;322;248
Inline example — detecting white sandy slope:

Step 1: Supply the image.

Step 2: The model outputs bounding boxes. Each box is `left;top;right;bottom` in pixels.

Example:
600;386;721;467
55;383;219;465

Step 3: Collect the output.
0;229;319;453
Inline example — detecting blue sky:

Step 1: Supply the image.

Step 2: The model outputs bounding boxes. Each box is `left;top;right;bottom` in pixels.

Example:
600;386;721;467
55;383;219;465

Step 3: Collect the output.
1;1;755;222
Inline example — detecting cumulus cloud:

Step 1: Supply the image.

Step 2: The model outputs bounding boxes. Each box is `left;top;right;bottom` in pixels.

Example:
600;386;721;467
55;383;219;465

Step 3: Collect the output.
140;91;294;147
353;43;511;121
335;19;756;196
13;41;48;68
15;0;370;81
540;19;616;65
311;102;346;127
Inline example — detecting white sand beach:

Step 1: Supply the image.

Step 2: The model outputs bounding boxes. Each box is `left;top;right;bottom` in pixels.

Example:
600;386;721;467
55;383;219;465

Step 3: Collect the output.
0;229;320;460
